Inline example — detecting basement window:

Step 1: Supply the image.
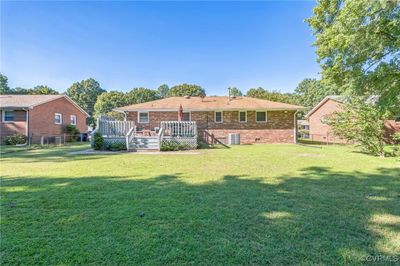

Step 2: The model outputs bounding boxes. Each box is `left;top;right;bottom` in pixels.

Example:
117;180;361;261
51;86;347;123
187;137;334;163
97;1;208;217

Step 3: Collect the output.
3;110;14;122
138;112;149;123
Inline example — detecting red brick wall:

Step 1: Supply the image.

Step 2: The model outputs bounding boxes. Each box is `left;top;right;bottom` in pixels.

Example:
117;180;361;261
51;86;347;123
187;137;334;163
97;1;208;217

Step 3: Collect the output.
0;110;27;137
308;99;345;143
29;97;87;137
126;110;296;144
384;120;400;144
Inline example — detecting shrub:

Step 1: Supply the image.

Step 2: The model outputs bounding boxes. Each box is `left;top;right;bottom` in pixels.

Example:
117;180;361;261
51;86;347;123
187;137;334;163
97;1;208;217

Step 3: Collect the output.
93;132;104;150
64;125;80;141
108;142;126;151
393;132;400;145
161;140;191;151
4;134;27;145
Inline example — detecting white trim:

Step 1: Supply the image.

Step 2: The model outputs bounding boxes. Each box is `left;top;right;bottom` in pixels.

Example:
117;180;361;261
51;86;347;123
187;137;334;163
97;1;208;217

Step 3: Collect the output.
54;113;62;125
2;110;15;123
137;111;149;124
256;111;268;123
238;111;247;123
214;111;223;123
70;115;77;125
182;111;191;121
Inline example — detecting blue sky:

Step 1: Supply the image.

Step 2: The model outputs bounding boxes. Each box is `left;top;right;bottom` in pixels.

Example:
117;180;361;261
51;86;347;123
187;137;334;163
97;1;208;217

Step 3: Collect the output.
1;1;319;95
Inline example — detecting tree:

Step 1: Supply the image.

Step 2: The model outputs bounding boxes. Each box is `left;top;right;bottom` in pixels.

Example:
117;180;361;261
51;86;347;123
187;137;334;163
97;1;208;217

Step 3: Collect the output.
66;78;106;115
125;87;159;104
229;87;243;97
29;85;59;95
307;0;400;112
329;100;389;157
293;79;339;108
167;83;206;97
157;84;170;98
246;87;296;104
94;91;127;119
0;73;11;94
11;87;30;94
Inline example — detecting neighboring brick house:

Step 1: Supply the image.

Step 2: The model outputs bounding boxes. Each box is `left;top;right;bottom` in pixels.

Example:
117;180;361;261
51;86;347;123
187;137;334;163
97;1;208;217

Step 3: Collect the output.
115;96;305;144
306;96;400;143
0;95;88;143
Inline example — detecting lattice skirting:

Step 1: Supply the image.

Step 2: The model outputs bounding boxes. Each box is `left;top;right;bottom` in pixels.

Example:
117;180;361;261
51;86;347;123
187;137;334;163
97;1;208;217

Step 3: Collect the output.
162;136;198;149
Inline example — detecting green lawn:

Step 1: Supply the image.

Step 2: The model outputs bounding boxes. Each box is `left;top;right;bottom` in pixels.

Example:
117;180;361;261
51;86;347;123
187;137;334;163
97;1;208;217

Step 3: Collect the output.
1;144;399;265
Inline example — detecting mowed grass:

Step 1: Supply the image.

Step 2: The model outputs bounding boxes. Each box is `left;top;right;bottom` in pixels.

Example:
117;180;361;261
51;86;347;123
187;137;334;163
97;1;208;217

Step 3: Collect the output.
1;144;399;265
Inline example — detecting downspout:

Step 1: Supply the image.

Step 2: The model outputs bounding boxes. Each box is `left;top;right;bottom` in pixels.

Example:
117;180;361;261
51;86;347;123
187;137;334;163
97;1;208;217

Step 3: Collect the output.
293;110;299;144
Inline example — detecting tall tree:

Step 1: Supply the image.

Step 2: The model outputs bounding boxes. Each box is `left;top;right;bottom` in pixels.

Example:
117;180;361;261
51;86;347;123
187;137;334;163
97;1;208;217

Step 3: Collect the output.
307;0;400;112
293;79;339;108
30;85;59;95
246;87;296;104
125;87;159;104
11;87;30;94
66;78;106;115
167;83;206;97
0;73;11;94
157;84;170;98
94;91;127;119
229;87;243;97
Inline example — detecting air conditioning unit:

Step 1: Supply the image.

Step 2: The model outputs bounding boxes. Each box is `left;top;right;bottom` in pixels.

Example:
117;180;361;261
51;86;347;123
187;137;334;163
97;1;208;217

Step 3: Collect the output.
228;133;240;145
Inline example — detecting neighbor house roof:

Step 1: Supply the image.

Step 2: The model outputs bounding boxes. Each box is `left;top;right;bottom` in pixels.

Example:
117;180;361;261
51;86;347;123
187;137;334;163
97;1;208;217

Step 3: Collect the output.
0;95;89;116
115;96;306;112
305;96;346;118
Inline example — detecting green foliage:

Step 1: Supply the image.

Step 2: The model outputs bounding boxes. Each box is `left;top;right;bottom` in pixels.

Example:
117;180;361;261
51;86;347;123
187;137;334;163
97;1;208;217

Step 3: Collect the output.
392;132;400;145
160;140;191;151
329;101;389;156
94;91;127;118
66;78;106;115
29;85;59;95
93;132;104;150
229;87;243;97
125;87;159;104
157;84;170;98
3;134;27;145
294;79;340;108
246;87;296;104
64;125;80;140
107;142;126;151
307;0;400;113
0;73;11;94
166;83;206;97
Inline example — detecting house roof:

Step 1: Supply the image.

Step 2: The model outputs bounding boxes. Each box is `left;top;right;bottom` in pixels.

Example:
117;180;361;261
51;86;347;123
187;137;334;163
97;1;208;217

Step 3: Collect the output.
305;96;345;118
115;96;306;112
0;95;89;116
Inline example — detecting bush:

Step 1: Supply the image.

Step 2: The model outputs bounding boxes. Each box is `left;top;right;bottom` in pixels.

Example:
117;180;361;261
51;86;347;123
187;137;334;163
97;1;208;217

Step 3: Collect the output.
64;125;80;141
107;142;126;151
161;140;191;151
4;134;27;145
93;132;104;150
393;132;400;145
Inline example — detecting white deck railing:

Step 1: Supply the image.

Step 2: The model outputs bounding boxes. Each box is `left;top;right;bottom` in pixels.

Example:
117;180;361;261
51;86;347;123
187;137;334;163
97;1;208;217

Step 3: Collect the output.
97;115;135;137
160;121;197;137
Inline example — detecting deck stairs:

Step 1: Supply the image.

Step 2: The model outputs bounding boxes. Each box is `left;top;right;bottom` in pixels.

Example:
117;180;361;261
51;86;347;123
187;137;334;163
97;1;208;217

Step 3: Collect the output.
127;136;160;151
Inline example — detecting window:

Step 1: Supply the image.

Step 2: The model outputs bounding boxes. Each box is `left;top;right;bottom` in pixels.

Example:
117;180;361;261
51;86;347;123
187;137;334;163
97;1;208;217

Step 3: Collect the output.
256;111;267;122
215;111;223;123
183;112;191;121
138;112;149;123
239;111;247;122
70;115;77;125
2;110;14;122
54;113;62;124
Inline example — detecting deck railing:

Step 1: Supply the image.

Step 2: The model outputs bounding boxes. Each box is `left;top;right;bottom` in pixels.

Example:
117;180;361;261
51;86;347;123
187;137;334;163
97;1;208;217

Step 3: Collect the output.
97;115;135;137
160;121;197;137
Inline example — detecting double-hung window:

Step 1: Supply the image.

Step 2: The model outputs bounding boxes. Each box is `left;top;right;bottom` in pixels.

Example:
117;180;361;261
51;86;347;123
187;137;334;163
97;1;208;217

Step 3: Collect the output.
3;110;14;122
215;111;223;123
138;112;149;123
70;115;77;125
239;111;247;122
183;112;191;121
256;111;267;123
54;113;62;124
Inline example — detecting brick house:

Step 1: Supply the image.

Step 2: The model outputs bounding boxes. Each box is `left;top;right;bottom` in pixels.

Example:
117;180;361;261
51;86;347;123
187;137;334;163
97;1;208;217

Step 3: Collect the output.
306;96;400;143
0;95;88;143
115;96;305;144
